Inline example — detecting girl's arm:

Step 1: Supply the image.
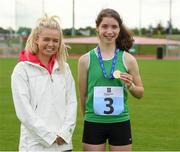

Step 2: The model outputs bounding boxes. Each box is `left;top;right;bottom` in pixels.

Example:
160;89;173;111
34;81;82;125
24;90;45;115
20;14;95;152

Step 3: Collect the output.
122;52;144;99
78;53;89;116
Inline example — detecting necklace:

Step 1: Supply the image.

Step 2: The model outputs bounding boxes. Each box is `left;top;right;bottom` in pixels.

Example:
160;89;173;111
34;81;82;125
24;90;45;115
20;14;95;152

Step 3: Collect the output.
97;46;118;79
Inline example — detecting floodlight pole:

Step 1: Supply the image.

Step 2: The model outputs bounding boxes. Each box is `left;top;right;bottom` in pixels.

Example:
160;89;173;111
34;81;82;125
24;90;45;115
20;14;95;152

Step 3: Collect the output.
71;0;75;36
14;0;17;31
42;0;45;15
138;0;142;36
169;0;172;34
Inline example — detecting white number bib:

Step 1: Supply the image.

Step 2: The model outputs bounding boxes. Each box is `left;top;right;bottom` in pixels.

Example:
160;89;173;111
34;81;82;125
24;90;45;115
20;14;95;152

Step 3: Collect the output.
93;86;124;116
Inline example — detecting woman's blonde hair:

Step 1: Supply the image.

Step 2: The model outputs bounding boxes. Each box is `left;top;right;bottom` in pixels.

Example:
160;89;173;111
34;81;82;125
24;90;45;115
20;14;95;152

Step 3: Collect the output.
25;14;67;70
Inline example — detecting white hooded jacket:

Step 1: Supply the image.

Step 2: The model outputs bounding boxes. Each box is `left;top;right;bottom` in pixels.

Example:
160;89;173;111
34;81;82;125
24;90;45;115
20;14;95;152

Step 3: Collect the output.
11;59;77;151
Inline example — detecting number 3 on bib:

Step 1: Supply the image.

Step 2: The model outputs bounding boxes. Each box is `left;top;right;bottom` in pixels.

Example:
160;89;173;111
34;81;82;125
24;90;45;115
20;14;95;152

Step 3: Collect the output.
93;86;124;115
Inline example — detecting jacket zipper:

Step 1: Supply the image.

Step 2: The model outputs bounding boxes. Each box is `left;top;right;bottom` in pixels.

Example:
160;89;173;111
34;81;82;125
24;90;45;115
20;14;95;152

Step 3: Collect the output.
50;75;54;82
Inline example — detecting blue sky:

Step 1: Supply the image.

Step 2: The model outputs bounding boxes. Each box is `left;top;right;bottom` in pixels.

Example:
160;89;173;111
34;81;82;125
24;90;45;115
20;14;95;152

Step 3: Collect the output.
0;0;179;30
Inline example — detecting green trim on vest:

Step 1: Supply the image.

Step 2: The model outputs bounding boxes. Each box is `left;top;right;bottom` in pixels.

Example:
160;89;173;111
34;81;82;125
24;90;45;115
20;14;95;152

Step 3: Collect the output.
84;48;130;123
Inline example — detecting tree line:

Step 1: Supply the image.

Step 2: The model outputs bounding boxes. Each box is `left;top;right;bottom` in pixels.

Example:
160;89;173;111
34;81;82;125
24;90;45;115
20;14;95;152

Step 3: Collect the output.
0;22;180;38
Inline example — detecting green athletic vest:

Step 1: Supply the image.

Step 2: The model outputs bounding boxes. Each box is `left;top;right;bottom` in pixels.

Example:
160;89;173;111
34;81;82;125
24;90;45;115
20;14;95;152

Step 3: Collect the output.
84;48;130;123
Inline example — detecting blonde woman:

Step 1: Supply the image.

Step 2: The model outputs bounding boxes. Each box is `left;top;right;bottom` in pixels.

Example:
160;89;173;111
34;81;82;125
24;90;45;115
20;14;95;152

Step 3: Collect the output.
11;15;77;151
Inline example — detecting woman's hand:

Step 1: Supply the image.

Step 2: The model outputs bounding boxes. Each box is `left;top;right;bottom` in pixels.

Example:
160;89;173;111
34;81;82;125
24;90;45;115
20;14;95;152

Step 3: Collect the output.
54;135;66;145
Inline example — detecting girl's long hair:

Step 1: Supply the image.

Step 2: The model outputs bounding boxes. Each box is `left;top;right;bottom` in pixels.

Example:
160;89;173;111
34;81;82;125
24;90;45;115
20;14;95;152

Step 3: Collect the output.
96;8;134;52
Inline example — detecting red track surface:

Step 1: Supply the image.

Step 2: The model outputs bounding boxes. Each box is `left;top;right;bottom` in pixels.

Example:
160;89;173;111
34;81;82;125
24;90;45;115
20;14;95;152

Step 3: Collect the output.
64;36;180;45
0;53;179;60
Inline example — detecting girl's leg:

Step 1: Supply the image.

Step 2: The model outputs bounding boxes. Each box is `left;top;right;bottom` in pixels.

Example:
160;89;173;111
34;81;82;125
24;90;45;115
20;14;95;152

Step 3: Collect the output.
82;121;107;151
109;144;132;151
108;121;132;151
83;143;106;151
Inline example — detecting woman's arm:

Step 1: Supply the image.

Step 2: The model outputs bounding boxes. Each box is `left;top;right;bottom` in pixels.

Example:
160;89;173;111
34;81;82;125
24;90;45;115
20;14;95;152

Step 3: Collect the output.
58;63;77;144
11;63;57;147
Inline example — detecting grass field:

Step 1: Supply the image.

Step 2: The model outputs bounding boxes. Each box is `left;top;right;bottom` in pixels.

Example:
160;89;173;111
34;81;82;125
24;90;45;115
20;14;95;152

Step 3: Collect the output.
0;58;180;151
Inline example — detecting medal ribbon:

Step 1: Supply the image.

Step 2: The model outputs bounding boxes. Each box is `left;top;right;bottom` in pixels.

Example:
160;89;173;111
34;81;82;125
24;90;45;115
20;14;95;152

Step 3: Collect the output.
97;46;118;79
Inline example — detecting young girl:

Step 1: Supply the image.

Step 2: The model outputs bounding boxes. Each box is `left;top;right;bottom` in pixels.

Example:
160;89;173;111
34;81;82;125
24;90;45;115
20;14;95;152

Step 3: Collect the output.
11;15;77;151
78;8;144;151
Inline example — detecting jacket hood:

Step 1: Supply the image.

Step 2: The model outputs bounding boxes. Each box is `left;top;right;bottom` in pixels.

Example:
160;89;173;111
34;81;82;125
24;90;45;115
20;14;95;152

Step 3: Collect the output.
18;50;40;64
18;50;56;74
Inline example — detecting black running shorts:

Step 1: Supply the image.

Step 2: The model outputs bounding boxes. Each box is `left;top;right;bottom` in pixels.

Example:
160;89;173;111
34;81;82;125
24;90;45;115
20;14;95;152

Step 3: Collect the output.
82;120;132;146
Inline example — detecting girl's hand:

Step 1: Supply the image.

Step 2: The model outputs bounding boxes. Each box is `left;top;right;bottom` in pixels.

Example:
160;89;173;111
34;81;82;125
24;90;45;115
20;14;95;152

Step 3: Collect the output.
119;73;134;89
